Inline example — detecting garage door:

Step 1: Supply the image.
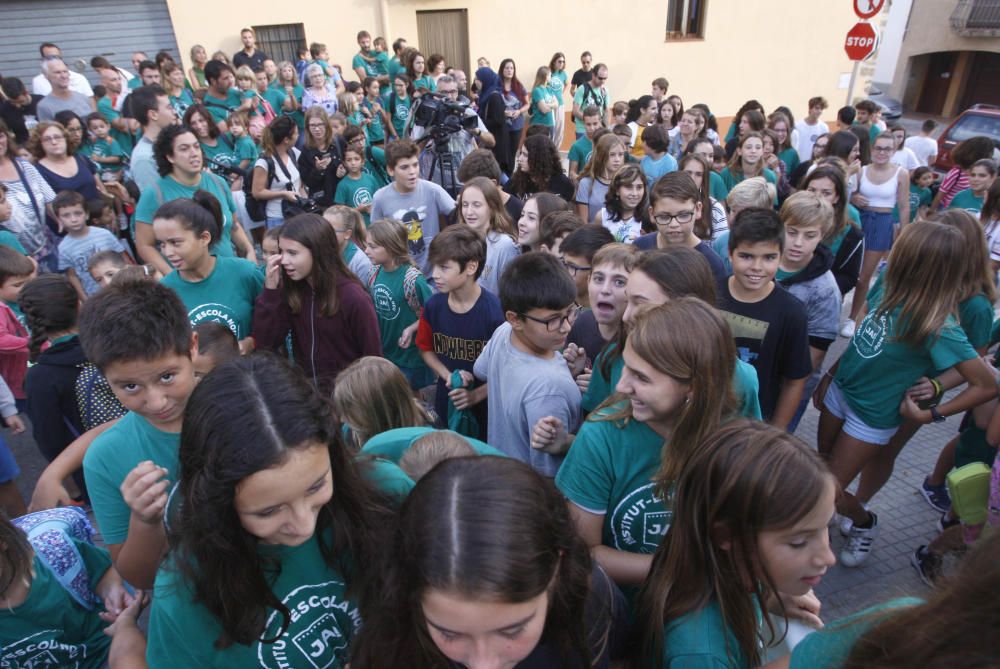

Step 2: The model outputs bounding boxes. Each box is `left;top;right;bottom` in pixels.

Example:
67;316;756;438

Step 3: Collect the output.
0;0;180;91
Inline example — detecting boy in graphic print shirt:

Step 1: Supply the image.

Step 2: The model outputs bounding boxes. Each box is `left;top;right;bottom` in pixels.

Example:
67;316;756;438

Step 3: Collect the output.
416;227;504;442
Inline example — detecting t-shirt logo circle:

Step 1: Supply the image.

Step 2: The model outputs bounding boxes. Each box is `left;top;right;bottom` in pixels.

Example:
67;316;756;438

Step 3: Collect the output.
257;580;360;669
609;482;671;552
189;303;241;339
852;312;888;359
352;189;373;208
372;284;400;320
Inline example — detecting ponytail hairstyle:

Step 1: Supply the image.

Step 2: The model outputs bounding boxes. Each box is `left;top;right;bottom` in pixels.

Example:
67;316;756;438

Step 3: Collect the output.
877;221;967;346
933;209;997;304
626;95;655;124
0;513;32;600
260;115;296;157
151;190;223;245
604;163;648;225
279;213;360;317
677;154;714;240
19;274;79;362
635;420;835;669
599;298;737;485
324;204;368;248
457;177;516;241
169;353;393;648
333;356;433;449
366;219;413;268
349;456;596;668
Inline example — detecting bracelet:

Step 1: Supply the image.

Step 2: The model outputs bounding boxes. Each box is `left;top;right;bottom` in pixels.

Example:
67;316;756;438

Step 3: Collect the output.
929;377;943;397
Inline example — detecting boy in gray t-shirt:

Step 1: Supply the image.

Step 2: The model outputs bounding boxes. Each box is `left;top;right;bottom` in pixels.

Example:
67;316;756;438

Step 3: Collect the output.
474;252;582;477
370;139;455;276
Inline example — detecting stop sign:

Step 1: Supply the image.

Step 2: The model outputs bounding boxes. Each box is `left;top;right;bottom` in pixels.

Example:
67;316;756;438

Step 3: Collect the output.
845;22;879;61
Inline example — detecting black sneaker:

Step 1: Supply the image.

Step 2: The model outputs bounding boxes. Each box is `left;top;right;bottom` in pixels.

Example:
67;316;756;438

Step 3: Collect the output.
911;545;943;586
920;477;952;514
936;512;960;534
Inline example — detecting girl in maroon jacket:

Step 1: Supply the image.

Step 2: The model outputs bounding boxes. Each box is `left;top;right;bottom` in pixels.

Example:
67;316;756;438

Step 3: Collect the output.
254;213;382;391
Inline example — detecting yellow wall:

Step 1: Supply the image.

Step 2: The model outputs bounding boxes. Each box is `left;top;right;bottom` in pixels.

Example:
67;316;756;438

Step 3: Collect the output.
166;0;873;122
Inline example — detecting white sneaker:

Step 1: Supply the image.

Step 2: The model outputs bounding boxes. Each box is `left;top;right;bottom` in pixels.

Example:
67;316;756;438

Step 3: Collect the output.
838;503;868;536
840;319;856;338
840;512;879;567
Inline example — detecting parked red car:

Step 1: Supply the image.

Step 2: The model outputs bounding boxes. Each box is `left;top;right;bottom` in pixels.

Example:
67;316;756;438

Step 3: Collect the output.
934;104;1000;173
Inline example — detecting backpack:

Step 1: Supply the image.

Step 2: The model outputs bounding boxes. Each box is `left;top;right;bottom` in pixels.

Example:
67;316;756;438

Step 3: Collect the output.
244;157;275;222
75;362;127;432
368;264;423;315
254;92;278;125
580;83;607;122
12;507;102;610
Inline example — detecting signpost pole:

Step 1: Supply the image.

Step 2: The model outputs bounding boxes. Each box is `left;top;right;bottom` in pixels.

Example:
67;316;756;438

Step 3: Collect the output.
846;60;860;106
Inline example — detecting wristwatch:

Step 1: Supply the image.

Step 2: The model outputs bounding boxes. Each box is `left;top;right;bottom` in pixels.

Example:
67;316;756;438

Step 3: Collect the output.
929;407;946;423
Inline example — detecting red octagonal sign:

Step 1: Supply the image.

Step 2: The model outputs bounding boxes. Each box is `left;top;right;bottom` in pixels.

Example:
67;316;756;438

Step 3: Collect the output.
845;22;879;61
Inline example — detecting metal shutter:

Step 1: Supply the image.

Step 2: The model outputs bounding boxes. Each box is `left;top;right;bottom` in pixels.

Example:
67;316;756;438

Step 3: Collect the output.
0;0;180;89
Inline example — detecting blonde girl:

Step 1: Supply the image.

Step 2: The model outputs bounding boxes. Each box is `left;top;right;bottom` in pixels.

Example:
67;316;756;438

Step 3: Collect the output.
233;65;258;114
324;205;373;285
333;356;433;449
456;176;519;295
364;218;434;389
188;45;209;91
575;133;627;221
528;66;557;132
815;222;996;568
635;420;836;668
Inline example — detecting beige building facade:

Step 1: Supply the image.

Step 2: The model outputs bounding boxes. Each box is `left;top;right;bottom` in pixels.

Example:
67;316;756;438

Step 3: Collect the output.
164;0;876;127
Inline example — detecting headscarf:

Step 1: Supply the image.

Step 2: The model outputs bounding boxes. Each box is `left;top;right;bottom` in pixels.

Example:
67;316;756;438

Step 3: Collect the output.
475;67;502;121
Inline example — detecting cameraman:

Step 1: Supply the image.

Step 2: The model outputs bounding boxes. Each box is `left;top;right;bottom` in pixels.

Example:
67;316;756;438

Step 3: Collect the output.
409;75;494;195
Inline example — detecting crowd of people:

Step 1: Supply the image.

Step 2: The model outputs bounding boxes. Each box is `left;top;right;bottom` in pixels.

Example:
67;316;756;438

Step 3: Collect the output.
0;26;999;668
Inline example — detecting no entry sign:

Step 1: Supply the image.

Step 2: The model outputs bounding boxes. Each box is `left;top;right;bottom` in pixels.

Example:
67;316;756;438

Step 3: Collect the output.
854;0;885;20
845;22;879;61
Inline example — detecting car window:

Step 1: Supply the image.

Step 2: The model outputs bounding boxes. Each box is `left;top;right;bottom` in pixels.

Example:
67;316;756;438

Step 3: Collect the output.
945;113;1000;145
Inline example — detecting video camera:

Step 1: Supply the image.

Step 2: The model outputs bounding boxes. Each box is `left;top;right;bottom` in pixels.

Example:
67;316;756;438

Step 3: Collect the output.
411;93;479;140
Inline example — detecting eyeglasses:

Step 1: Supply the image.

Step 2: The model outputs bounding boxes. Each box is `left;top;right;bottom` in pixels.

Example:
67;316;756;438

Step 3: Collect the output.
873;146;893;153
519;304;581;332
652;210;696;226
562;259;592;276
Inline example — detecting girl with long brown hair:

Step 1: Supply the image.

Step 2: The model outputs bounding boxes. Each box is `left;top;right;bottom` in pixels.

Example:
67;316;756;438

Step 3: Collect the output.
457;176;519;295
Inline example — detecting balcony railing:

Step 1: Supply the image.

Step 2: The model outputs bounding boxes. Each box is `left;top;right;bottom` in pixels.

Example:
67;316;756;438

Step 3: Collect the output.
951;0;1000;36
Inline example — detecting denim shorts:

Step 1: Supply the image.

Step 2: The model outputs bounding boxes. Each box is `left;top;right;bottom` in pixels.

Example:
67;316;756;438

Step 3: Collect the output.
266;217;284;231
823;380;898;445
860;209;896;252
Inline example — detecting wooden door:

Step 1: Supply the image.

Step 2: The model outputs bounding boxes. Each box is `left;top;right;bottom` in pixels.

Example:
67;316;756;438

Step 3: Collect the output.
416;9;470;84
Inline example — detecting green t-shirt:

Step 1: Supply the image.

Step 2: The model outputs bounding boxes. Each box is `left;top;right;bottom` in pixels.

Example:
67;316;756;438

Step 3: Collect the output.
556;402;672;555
582;345;762;421
201;137;241;179
847;203;861;226
233;134;259;166
568;136;593;170
362;98;386;143
97;96;134;153
957;293;993;351
388;56;404;81
709;170;729;203
352;50;386;78
203;88;243;124
169;90;195;119
908;183;931;222
389;95;411;137
89;137;128;174
335;172;381;226
360;426;503;458
160;256;264;340
258;87;287;117
947;188;984;215
549;70;568;106
789;598;922;669
719;166;777;193
835;280;978;429
0;230;27;254
530;86;556;126
82;411;180;544
273;83;305;130
135;172;238;259
147;529;361;669
572;84;609;133
412;76;436;92
0;542;113;669
368;264;433;369
363;146;389;188
357;456;415;501
778;147;800;175
659;598;762;669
